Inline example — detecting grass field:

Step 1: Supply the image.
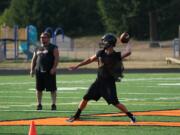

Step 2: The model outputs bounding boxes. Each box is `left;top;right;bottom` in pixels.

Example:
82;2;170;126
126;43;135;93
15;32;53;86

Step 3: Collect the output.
0;73;180;135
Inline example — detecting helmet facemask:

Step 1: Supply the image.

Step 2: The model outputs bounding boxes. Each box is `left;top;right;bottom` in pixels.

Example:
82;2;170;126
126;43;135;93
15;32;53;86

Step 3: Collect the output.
99;33;117;49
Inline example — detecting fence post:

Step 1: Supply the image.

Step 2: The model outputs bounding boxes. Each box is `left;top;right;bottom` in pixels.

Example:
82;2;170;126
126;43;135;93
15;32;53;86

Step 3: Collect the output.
14;25;18;59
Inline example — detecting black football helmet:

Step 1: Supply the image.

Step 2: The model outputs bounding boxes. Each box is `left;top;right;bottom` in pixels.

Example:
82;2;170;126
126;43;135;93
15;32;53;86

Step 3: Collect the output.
99;33;117;49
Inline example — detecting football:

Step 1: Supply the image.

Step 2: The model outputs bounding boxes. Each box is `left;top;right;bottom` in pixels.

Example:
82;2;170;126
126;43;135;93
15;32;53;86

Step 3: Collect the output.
119;32;130;43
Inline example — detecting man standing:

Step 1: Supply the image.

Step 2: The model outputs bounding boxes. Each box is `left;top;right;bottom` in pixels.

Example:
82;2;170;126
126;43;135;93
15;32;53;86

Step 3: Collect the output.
30;32;59;111
67;33;136;123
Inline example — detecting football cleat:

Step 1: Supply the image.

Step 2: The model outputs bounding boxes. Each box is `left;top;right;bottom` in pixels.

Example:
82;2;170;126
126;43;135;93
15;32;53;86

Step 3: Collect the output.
130;116;136;123
37;104;42;110
51;104;57;111
66;116;79;122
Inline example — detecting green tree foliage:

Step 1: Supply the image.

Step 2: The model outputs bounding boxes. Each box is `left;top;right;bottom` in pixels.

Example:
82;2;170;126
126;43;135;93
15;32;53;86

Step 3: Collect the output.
2;0;180;39
98;0;138;35
3;0;103;36
0;0;11;24
2;0;35;26
98;0;180;40
157;0;180;39
130;0;174;39
0;0;11;14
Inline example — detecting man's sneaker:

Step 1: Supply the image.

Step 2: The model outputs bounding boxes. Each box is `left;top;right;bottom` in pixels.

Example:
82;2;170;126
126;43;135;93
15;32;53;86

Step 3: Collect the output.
66;116;79;122
37;104;42;110
51;104;57;111
130;116;136;123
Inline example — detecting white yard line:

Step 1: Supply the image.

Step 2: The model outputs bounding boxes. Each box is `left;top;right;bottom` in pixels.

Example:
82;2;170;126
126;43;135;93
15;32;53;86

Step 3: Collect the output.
1;77;180;85
158;83;180;86
123;77;180;82
0;91;179;95
0;91;79;94
0;80;93;85
120;93;180;95
0;110;105;113
0;96;81;99
28;87;87;91
0;82;34;85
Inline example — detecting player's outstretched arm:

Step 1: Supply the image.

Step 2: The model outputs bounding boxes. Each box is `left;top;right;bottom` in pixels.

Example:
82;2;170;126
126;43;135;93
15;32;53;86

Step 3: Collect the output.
121;43;132;59
69;55;97;70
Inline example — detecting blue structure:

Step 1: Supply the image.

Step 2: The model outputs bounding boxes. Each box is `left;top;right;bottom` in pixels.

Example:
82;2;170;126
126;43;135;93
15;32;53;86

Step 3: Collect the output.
0;25;38;60
44;27;64;45
53;27;64;44
1;25;65;60
20;26;64;60
19;25;38;60
44;27;54;37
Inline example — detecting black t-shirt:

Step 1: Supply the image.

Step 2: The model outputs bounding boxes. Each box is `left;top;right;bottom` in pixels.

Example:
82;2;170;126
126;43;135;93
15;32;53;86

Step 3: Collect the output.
35;43;57;72
96;49;124;80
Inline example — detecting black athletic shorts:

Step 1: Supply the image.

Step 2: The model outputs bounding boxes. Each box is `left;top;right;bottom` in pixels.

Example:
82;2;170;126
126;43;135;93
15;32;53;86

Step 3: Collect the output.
83;78;119;105
35;70;57;91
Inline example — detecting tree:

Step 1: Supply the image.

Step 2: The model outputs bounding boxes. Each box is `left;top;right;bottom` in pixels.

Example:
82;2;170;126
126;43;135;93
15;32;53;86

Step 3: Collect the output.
3;0;180;39
0;0;11;14
98;0;179;40
2;0;104;36
98;0;138;35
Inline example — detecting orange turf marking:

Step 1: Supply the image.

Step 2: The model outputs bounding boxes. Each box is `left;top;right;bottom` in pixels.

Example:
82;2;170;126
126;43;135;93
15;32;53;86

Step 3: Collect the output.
0;109;180;127
91;109;180;117
0;117;180;127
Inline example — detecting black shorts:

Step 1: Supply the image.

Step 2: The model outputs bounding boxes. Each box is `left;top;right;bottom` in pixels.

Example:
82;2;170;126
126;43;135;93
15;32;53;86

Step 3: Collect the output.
35;70;57;92
83;78;119;105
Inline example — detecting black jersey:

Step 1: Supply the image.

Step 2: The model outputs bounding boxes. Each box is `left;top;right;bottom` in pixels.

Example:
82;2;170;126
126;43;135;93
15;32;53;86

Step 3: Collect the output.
96;49;124;81
35;43;57;72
